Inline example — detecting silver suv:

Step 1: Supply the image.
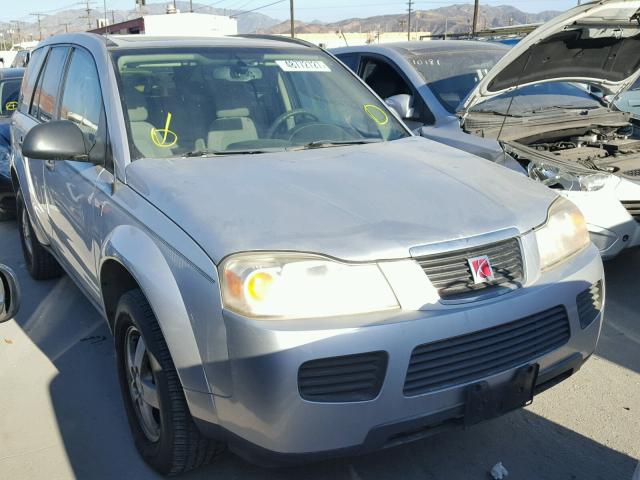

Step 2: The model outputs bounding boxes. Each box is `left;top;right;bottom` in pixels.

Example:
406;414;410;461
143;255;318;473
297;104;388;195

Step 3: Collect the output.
10;33;604;475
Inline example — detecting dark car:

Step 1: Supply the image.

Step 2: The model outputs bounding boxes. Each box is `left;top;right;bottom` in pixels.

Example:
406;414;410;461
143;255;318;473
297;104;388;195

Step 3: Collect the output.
0;68;24;220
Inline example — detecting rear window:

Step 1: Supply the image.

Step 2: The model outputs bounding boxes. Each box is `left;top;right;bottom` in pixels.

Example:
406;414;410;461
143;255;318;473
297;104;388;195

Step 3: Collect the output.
0;79;22;117
18;48;46;115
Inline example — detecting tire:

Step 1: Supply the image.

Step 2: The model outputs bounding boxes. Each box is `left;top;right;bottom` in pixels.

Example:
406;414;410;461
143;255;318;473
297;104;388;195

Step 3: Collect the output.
114;289;224;476
16;190;63;280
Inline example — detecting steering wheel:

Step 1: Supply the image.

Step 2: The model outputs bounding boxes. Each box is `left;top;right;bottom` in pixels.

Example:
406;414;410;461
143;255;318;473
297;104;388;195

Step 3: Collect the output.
267;109;319;139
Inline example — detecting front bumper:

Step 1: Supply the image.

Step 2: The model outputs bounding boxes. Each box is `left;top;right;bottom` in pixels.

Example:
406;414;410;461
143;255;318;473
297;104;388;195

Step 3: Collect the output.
191;246;604;460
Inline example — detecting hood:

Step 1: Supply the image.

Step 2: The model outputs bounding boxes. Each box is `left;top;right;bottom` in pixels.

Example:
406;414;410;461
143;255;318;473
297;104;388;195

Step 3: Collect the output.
462;0;640;113
125;137;556;264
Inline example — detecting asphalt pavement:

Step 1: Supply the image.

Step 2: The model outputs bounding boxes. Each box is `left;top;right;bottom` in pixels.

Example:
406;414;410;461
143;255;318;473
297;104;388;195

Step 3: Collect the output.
0;219;638;479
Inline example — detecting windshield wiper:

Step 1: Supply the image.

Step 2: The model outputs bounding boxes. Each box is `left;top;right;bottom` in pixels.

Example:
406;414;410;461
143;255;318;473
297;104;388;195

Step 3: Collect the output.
298;139;383;150
180;149;276;157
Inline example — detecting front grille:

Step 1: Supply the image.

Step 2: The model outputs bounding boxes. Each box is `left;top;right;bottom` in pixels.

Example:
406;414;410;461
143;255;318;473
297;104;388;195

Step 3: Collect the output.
622;201;640;222
577;281;603;329
623;169;640;176
298;351;388;402
415;238;524;300
403;306;570;397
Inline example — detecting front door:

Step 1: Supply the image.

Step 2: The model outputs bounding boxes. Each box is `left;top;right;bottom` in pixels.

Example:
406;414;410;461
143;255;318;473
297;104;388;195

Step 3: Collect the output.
44;47;108;299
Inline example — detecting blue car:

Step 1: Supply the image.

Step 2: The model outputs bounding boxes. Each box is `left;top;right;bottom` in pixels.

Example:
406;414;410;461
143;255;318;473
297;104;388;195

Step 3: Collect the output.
0;67;24;220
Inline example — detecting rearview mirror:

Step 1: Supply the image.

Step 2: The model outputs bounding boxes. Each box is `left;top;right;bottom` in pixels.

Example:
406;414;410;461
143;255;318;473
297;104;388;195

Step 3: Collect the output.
22;120;88;161
385;94;415;120
0;264;20;323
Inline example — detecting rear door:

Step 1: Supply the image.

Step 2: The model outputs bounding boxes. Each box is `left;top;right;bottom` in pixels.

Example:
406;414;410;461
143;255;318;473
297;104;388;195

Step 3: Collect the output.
44;46;107;298
12;46;54;236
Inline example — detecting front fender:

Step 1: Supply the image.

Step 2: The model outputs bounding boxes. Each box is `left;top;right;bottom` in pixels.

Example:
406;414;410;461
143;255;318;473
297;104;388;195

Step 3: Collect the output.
101;225;225;396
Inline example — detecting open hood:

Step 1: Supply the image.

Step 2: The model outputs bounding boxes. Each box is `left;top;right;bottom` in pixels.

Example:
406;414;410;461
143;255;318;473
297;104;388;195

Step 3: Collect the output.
461;0;640;113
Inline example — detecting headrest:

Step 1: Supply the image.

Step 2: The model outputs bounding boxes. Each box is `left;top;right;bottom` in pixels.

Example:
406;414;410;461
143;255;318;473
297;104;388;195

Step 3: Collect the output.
125;88;149;122
212;66;262;82
217;108;250;118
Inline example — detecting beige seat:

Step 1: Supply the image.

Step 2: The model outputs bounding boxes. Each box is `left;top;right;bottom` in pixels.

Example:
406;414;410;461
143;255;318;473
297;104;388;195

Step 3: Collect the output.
207;107;258;151
126;88;173;158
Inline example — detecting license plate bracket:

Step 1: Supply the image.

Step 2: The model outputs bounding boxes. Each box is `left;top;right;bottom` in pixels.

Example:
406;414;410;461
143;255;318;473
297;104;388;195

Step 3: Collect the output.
464;364;539;427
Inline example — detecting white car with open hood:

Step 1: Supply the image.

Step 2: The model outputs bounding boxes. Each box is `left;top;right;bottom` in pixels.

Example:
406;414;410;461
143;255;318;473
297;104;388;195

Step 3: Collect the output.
333;0;640;259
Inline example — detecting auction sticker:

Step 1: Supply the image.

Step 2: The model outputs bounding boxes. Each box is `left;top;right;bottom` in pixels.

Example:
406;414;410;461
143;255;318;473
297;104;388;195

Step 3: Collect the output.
276;60;331;72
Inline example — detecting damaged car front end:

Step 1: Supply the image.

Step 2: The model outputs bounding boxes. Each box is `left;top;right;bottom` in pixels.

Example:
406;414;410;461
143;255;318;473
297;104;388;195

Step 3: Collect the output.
457;0;640;259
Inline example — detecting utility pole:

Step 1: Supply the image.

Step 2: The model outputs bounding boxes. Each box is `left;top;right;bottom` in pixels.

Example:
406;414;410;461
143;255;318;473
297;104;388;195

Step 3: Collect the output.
84;0;93;30
60;23;70;33
290;0;295;38
472;0;479;36
407;0;412;41
30;13;45;41
189;0;193;12
12;21;22;44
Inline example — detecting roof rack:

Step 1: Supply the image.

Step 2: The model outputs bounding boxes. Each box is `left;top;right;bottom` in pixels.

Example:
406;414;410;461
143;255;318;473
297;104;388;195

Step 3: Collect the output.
232;34;320;49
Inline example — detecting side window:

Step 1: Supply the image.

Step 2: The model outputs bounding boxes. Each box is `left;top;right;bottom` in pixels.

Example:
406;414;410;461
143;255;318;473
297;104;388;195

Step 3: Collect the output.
18;47;46;114
336;53;359;72
60;47;108;166
32;47;70;122
360;57;412;99
360;56;435;126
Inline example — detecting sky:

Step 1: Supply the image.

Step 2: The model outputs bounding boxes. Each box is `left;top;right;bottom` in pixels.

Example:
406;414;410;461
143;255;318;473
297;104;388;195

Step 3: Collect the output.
2;0;583;24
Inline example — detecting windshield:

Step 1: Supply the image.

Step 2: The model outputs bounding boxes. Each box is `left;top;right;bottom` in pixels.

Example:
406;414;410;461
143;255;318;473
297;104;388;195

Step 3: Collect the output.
111;47;409;159
0;78;21;118
403;47;507;113
471;82;604;116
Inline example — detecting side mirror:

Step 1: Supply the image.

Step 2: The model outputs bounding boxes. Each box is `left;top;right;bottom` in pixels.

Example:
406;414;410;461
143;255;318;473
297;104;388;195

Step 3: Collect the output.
22;120;88;161
385;94;415;120
0;265;20;323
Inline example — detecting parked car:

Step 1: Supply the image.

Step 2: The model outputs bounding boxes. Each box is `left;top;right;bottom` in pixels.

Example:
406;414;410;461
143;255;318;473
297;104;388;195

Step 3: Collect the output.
10;50;30;68
0;68;24;220
333;0;640;260
0;264;20;323
10;32;603;475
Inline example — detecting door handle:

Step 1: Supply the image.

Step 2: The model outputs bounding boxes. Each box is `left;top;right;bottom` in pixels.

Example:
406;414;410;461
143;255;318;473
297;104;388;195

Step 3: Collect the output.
45;160;55;171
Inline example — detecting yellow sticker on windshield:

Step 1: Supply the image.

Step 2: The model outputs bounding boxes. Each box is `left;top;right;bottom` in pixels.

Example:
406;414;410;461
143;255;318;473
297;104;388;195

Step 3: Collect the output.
5;101;17;111
150;112;178;148
363;104;388;125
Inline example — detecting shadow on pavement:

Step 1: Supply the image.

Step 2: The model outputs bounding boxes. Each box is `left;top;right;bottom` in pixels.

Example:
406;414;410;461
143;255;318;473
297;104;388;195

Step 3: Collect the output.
598;249;640;374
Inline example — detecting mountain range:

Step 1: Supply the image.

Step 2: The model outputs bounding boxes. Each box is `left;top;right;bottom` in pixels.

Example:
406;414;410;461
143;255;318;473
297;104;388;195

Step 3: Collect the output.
0;3;561;43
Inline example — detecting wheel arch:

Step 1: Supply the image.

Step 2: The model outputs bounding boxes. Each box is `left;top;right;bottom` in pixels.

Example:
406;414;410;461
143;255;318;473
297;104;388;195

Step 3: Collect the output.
100;225;212;395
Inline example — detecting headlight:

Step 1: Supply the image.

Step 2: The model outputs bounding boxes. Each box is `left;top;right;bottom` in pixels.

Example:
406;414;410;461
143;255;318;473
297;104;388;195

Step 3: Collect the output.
527;161;611;192
220;252;399;319
535;197;590;270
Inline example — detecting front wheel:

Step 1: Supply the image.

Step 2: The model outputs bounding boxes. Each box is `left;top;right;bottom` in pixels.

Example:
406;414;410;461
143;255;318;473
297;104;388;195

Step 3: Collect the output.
114;289;224;476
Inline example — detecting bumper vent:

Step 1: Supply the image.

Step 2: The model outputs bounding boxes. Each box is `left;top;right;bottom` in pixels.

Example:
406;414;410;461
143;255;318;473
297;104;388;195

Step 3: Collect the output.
414;238;524;300
623;169;640;177
298;351;388;402
622;201;640;222
403;306;570;397
577;281;603;329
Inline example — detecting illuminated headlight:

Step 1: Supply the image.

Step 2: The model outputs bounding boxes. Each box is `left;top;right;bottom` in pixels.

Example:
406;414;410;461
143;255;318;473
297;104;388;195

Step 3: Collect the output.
535;197;590;270
220;253;399;319
527;162;611;192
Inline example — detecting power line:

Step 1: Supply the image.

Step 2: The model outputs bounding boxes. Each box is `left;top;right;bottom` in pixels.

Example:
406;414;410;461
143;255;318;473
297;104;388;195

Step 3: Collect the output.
231;0;286;17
